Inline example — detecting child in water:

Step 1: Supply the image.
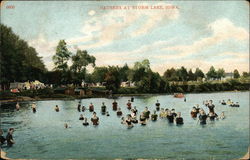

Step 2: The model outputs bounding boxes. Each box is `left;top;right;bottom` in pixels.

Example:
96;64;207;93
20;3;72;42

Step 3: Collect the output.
175;112;184;125
139;112;147;125
0;129;6;145
83;118;89;126
117;108;123;116
31;103;37;113
79;114;84;120
151;110;158;121
55;105;60;112
6;128;15;147
220;112;226;119
16;102;20;111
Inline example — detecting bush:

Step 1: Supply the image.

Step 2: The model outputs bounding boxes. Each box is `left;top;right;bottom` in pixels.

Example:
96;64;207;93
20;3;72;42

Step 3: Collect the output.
0;91;17;100
117;87;138;94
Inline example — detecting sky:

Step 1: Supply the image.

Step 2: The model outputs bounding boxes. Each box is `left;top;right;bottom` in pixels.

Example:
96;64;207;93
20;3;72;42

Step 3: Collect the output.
1;1;249;75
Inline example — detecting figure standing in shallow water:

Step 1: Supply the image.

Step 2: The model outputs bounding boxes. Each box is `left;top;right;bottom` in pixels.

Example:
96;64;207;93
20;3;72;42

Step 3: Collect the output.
89;103;94;112
0;129;6;145
139;112;147;125
91;112;99;126
112;100;118;111
117;108;123;116
198;109;208;125
16;102;20;111
127;100;132;110
6;128;15;147
151;110;158;121
77;103;81;112
155;100;160;111
79;114;84;120
83;118;89;126
31;103;36;113
55;105;60;112
101;102;106;114
175;112;184;125
125;115;134;128
190;107;198;118
220;111;226;119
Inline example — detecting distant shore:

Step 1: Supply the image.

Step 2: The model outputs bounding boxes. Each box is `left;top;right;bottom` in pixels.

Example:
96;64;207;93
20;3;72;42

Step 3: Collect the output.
0;90;248;104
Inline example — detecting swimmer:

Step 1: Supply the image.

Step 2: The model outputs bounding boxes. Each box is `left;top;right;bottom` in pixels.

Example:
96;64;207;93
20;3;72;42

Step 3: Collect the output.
131;96;134;102
195;104;200;114
159;108;165;118
121;117;126;124
125;115;134;128
112;100;118;111
64;123;69;128
207;100;215;113
198;110;208;125
166;110;174;123
16;102;20;111
171;109;177;117
143;107;150;119
106;111;110;116
82;106;86;112
83;118;89;126
89;103;94;112
91;112;99;125
220;112;226;119
221;100;226;105
191;107;198;118
31;102;36;113
207;112;218;121
77;103;81;112
175;112;184;125
139;112;147;125
6;128;15;147
55;105;60;112
127;100;132;110
101;102;106;113
151;110;158;121
184;97;186;102
79;114;84;120
0;129;6;145
155;100;160;111
132;106;138;116
117;108;123;116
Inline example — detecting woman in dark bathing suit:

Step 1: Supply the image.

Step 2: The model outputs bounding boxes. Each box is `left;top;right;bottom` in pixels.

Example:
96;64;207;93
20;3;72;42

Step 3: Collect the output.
91;112;99;126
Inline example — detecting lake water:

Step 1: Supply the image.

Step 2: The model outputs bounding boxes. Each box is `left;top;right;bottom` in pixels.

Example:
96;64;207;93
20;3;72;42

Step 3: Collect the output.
0;91;249;160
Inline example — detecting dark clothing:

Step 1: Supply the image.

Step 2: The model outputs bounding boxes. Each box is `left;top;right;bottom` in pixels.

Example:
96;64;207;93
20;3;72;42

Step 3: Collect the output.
82;106;85;112
208;104;215;113
77;104;81;112
89;105;94;112
112;102;118;111
101;105;106;113
195;108;200;114
117;111;122;116
143;111;150;119
140;115;146;121
131;119;138;123
155;103;160;111
208;113;218;121
172;112;177;118
0;136;6;145
151;114;158;121
199;114;207;125
133;109;138;115
131;97;134;102
176;117;184;125
79;117;84;120
126;120;132;125
6;133;14;146
32;108;36;113
167;115;174;123
91;117;99;125
83;122;89;126
55;108;59;112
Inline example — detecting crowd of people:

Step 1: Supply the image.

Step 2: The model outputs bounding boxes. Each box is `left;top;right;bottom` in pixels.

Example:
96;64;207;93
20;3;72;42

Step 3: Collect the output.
1;96;240;148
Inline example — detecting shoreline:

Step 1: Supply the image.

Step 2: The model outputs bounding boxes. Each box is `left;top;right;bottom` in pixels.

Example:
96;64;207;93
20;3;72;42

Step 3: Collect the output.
0;90;248;104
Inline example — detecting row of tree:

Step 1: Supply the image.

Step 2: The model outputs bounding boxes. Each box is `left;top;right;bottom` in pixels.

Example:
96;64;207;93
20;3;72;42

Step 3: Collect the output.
0;24;46;90
1;24;249;93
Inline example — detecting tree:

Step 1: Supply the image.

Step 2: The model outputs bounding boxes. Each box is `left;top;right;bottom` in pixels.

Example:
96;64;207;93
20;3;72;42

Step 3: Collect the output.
206;66;217;80
194;68;205;81
70;50;95;85
233;69;240;79
52;40;72;84
177;66;188;81
104;66;121;92
188;69;195;81
119;63;130;82
92;67;109;83
0;24;46;90
163;68;178;81
242;72;250;78
217;68;225;80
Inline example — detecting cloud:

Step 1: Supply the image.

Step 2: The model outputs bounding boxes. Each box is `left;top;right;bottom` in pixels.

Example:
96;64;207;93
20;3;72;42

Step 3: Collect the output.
158;18;249;59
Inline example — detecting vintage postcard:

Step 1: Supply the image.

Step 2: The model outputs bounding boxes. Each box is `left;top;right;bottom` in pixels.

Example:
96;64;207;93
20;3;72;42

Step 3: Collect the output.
0;0;249;160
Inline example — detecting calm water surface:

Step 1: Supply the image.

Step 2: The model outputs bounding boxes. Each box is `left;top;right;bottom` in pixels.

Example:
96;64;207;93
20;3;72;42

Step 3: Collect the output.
0;91;249;160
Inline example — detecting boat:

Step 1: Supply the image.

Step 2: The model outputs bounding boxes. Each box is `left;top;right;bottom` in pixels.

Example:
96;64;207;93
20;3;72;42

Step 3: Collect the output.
173;93;184;98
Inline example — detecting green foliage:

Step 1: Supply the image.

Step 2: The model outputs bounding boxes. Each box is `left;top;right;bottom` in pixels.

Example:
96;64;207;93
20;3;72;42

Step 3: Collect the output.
206;66;217;80
0;24;46;89
0;91;17;100
92;67;109;83
233;69;240;79
104;66;122;93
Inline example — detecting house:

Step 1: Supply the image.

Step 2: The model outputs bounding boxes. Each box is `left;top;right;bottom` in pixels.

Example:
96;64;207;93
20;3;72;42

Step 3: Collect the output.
120;81;135;87
222;72;234;80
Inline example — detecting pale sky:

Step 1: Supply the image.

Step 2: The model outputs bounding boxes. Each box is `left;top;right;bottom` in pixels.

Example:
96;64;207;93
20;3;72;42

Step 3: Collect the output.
1;1;249;74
